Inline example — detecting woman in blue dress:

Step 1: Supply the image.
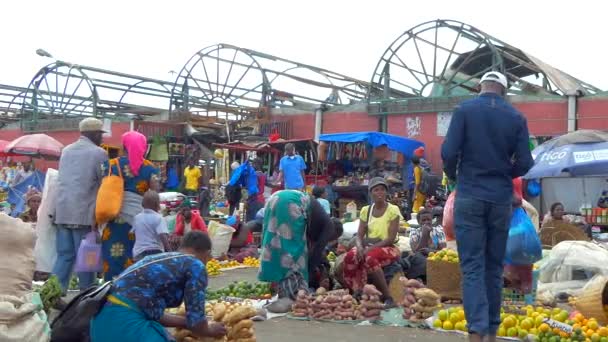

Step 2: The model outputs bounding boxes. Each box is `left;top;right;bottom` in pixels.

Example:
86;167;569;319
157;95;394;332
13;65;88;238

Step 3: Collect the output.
100;131;159;280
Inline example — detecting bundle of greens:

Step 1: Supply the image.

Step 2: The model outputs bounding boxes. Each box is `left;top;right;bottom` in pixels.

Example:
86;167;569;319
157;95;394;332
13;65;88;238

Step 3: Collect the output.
36;275;62;313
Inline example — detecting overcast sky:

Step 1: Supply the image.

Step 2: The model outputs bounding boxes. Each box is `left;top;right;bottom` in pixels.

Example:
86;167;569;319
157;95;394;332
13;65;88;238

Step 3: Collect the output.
3;0;607;93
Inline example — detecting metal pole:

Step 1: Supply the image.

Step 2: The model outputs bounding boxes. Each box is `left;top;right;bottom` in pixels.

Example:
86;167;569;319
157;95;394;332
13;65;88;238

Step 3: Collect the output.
567;94;577;132
380;65;390;132
314;107;323;142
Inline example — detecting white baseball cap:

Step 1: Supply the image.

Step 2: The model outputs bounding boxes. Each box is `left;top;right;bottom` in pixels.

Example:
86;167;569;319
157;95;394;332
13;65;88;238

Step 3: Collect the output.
480;71;508;88
79;117;107;133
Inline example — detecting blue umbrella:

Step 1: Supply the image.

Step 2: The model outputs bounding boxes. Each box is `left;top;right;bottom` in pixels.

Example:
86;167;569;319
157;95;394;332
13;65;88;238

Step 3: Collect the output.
524;141;608;179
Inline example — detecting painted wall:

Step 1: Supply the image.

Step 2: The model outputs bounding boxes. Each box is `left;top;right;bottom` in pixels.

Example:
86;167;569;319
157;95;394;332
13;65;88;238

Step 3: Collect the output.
577;98;608;130
322;111;378;134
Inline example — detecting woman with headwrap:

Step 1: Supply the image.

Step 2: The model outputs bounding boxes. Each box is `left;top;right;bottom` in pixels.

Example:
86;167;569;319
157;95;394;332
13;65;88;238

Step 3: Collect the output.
19;187;42;223
100;131;160;280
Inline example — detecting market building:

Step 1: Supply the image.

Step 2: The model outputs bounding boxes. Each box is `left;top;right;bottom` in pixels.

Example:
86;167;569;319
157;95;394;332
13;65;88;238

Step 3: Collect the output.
1;19;607;173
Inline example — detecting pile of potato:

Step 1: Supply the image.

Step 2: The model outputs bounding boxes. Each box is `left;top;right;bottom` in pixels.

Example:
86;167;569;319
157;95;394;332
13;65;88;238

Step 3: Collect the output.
359;284;384;321
217;305;257;342
172;301;258;342
399;276;441;323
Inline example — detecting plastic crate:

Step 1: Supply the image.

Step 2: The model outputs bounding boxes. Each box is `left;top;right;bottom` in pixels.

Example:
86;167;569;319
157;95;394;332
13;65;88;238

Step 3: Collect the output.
502;269;539;305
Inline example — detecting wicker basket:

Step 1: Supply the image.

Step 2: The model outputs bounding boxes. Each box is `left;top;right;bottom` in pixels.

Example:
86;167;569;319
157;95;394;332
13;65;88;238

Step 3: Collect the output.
426;259;462;300
575;276;608;326
539;222;590;248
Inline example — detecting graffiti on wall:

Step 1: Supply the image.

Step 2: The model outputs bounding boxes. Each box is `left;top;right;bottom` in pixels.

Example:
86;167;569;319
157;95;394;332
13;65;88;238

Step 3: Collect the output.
437;112;452;136
406;117;421;137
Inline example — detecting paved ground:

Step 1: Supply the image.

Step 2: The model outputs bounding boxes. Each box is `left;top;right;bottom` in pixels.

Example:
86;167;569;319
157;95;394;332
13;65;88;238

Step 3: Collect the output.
210;268;462;342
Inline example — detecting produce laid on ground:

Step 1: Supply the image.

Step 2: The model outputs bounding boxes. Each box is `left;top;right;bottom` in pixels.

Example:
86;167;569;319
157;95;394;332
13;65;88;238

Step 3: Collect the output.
207;259;222;276
36;275;62;313
360;284;384;321
242;256;260;267
207;258;261;277
429;304;608;341
399;277;441;323
290;285;385;321
171;303;258;342
207;281;272;301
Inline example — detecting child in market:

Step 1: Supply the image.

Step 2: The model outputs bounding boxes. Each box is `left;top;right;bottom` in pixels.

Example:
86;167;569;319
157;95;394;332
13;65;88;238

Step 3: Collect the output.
131;190;170;261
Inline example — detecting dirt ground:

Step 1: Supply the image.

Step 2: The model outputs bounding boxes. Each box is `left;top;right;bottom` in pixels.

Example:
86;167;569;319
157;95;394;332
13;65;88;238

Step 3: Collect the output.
211;268;462;342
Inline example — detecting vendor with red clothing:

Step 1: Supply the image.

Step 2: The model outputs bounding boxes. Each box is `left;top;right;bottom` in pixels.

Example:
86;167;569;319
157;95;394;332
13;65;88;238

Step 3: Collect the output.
175;204;207;236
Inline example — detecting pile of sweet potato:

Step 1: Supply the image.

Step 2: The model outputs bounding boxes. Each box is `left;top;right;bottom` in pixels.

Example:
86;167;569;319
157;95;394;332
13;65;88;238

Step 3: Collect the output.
399;276;440;322
359;284;384;321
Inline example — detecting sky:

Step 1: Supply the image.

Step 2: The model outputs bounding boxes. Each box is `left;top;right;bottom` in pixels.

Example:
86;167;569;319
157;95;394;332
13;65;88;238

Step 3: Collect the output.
2;0;607;97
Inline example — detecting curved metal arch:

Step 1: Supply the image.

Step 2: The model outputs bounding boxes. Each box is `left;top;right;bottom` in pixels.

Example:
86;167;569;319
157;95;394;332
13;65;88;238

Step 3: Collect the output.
170;44;270;116
21;61;98;119
369;19;601;101
117;80;171;106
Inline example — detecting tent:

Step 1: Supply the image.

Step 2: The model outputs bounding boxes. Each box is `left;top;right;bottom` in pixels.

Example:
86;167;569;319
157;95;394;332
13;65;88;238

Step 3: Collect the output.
318;132;424;158
7;170;45;216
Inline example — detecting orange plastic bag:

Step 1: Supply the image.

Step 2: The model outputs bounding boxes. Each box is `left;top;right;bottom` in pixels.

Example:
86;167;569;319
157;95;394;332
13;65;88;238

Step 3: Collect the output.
442;190;456;241
95;159;124;225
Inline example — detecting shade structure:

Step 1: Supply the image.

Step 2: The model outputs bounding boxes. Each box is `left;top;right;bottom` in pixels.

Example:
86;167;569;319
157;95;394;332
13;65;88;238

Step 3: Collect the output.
319;132;424;158
0;140;17;157
524;141;608;179
4;134;64;159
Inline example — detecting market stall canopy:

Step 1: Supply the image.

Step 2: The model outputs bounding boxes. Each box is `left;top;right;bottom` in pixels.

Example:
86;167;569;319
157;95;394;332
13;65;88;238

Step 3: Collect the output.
4;134;64;159
531;130;608;159
524;130;608;179
319;132;424;158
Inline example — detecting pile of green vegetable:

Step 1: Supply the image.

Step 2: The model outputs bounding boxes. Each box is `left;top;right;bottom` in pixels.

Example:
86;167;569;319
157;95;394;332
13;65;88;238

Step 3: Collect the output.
207;281;272;300
36;276;62;313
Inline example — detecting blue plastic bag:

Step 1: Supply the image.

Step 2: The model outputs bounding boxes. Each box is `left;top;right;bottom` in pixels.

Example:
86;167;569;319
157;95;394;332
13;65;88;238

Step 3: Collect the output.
504;207;542;265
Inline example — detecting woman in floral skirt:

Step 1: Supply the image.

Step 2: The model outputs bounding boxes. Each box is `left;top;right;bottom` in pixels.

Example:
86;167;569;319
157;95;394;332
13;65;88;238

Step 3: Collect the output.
101;131;159;280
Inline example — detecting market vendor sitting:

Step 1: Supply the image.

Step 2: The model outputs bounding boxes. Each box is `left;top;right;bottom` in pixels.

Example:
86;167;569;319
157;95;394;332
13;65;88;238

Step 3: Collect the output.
175;202;207;236
19;187;41;223
409;208;447;254
90;231;226;342
541;202;591;238
341;177;401;306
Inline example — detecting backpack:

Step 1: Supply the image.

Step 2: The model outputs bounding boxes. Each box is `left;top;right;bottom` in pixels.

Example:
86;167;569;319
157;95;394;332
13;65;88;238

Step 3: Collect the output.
418;168;441;196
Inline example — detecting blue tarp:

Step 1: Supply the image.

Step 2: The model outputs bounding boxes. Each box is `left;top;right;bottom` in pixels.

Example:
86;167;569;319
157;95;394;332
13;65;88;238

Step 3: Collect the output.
7;170;45;216
524;142;608;179
319;132;424;158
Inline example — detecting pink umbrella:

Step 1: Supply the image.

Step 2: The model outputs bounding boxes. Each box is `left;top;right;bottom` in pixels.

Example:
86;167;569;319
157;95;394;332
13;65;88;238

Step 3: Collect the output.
0;140;16;157
4;134;64;159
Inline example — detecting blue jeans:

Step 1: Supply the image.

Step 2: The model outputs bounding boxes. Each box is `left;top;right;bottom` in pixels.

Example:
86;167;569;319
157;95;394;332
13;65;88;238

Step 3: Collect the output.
52;225;96;292
454;196;511;336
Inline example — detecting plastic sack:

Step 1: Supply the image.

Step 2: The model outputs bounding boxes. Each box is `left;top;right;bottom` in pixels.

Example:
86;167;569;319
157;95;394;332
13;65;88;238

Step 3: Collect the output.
74;232;102;273
34;169;59;273
504;207;542;265
207;221;236;258
442;191;456;241
537;241;608;297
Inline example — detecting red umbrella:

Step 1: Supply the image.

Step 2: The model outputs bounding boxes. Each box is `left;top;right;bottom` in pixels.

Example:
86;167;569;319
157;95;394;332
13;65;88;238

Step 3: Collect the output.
4;134;64;159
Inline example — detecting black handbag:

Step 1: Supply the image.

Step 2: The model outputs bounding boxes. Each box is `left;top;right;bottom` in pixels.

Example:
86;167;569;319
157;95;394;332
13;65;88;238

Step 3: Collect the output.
50;254;186;342
50;281;112;342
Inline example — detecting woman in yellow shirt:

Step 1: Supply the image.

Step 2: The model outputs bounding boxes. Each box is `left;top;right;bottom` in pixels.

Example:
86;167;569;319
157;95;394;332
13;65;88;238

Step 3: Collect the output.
342;177;401;305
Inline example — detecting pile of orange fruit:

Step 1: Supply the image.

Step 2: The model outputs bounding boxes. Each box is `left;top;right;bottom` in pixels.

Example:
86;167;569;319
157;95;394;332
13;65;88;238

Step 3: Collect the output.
568;312;608;342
